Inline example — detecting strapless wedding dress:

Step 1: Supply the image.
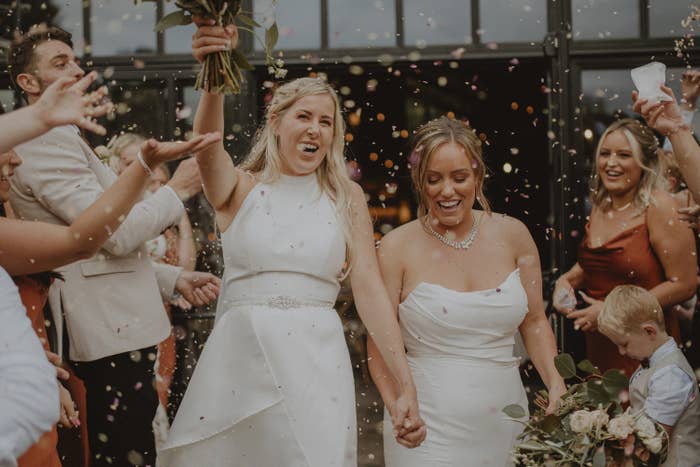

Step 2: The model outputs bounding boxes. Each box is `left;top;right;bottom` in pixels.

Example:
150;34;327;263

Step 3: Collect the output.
158;173;356;467
384;269;529;467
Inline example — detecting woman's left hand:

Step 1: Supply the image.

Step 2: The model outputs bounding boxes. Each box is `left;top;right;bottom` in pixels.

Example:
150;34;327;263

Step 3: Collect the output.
566;291;603;332
545;381;567;415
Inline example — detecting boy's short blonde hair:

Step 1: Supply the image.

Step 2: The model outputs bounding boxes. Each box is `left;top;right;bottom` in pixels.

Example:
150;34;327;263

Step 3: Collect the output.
598;285;665;335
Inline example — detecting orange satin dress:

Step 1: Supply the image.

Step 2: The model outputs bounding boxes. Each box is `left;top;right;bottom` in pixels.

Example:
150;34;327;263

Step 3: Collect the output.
13;275;90;467
14;275;61;467
578;221;681;377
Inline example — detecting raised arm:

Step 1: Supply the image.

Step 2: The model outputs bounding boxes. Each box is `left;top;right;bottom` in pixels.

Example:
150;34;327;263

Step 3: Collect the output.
191;20;243;217
347;183;424;442
647;191;697;308
634;85;700;203
1;134;220;276
0;72;111;154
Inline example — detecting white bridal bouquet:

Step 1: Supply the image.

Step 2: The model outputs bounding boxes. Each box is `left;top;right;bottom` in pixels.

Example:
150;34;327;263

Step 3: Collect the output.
141;0;285;94
504;354;668;466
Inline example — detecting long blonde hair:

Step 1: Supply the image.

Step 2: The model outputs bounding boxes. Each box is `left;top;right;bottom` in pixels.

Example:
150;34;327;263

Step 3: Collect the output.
590;119;666;213
241;77;355;269
410;116;491;221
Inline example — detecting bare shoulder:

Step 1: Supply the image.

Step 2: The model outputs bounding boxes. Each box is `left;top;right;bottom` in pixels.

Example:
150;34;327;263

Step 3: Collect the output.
379;220;422;254
647;189;678;218
482;211;531;241
348;180;367;204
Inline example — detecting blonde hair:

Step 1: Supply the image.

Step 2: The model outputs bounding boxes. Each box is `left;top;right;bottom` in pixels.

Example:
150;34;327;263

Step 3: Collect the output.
659;149;686;193
410;116;491;221
590;119;666;214
598;285;665;335
241;77;355;269
98;133;146;174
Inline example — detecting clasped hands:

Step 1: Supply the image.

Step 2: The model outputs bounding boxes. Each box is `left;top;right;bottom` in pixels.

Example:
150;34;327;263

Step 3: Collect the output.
386;391;427;449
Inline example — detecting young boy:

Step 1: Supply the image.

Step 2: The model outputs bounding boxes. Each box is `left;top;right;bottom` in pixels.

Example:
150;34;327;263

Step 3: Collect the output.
597;285;700;467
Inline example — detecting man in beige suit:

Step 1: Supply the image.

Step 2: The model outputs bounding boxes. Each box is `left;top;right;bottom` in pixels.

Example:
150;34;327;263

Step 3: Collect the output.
7;26;220;466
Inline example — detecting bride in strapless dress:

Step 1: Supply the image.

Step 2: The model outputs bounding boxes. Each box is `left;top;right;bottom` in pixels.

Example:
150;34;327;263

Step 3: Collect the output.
368;117;567;466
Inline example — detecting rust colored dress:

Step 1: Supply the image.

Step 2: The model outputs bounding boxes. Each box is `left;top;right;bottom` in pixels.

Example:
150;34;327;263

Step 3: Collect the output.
14;275;61;467
578;221;681;377
13;275;90;467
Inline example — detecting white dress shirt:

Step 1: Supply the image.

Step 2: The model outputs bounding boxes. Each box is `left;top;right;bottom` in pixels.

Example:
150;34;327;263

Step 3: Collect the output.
0;266;59;466
630;337;695;426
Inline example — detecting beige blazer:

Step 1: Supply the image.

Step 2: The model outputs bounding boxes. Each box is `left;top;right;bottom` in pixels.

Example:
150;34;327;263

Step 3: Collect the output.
10;125;184;362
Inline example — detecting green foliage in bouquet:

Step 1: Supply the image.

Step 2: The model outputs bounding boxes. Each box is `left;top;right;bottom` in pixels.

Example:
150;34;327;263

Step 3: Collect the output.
503;354;669;466
139;0;285;94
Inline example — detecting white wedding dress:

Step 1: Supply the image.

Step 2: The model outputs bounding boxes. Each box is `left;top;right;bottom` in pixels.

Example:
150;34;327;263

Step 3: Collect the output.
158;173;356;467
384;269;529;467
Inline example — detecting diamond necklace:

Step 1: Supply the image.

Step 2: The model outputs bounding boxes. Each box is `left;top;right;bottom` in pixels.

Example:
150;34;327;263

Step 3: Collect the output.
424;212;481;250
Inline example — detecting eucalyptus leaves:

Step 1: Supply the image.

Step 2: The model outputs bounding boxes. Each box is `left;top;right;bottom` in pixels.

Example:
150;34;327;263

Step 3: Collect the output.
146;0;284;94
504;354;668;466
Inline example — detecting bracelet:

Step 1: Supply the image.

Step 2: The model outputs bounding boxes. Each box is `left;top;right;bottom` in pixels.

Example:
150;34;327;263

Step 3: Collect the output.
136;150;154;176
665;122;692;137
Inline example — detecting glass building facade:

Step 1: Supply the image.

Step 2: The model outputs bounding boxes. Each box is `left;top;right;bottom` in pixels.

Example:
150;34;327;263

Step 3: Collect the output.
1;1;697;464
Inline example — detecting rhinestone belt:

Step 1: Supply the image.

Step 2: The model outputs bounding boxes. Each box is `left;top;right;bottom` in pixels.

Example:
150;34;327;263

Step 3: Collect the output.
226;295;335;310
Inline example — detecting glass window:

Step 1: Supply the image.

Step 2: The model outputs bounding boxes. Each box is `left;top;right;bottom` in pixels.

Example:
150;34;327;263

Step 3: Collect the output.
253;0;321;50
479;0;547;44
581;69;633;118
15;1;85;55
101;79;168;139
649;0;695;38
90;0;156;56
572;0;639;40
403;0;471;47
328;0;396;48
0;89;15;114
164;1;197;54
52;0;85;55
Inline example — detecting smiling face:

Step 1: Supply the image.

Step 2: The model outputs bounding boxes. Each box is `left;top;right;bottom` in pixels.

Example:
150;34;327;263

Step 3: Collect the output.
273;93;335;176
423;142;477;228
596;130;643;199
0;152;23;202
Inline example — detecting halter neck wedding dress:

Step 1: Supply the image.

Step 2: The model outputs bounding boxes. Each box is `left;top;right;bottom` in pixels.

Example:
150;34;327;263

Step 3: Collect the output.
159;173;356;467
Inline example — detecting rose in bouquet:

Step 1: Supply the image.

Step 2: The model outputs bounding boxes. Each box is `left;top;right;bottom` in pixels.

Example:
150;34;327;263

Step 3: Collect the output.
504;354;668;466
142;0;285;94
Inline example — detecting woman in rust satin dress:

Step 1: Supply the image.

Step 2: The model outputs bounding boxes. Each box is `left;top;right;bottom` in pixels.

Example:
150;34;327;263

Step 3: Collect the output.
12;273;89;467
552;119;696;376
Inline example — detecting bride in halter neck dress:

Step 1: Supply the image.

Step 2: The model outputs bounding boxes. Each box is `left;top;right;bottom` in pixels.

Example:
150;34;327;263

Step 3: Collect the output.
368;117;566;467
158;22;426;467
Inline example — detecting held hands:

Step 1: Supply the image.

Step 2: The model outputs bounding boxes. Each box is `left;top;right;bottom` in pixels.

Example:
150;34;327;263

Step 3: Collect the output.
192;17;239;64
632;85;686;136
566;291;603;332
58;383;80;429
35;71;113;135
387;391;427;449
174;270;222;307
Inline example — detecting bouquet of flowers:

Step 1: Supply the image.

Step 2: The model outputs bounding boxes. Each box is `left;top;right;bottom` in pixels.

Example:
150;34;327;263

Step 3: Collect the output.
504;354;668;466
143;0;285;94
